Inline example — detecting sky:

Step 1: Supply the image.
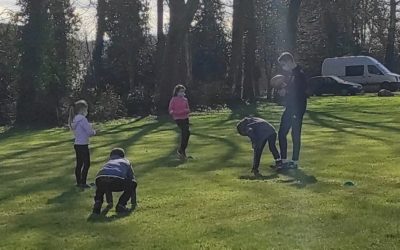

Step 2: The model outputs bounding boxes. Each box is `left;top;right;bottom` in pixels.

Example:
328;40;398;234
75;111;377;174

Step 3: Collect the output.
0;0;232;40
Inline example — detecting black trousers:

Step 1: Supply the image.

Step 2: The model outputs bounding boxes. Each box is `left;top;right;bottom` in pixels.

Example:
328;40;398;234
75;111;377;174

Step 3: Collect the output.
176;119;191;154
74;145;90;185
278;109;305;161
94;176;137;206
253;133;281;171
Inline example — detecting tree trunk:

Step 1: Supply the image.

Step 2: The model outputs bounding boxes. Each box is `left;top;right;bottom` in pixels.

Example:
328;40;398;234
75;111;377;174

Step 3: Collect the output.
157;0;199;113
286;0;302;52
86;0;106;91
228;0;245;98
184;32;193;86
385;0;397;71
49;0;68;124
157;0;164;45
156;0;165;61
16;0;49;125
242;0;257;101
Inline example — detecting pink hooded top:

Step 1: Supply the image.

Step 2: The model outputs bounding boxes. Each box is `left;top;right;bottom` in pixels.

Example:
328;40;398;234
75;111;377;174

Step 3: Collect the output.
168;96;190;120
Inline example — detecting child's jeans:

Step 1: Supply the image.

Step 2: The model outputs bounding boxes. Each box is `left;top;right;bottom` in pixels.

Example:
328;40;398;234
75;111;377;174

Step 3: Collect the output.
278;109;305;161
74;145;90;185
253;133;280;172
95;176;137;206
175;118;190;154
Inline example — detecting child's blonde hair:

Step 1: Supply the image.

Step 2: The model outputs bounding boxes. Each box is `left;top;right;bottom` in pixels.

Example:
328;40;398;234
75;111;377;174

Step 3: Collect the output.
68;100;88;128
172;84;186;97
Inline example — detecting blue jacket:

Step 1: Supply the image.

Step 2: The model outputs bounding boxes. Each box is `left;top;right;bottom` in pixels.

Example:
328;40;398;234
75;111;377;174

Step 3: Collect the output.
96;156;135;181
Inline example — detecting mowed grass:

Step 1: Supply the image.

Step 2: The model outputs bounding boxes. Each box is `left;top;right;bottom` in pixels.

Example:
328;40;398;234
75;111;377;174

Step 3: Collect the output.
1;95;400;249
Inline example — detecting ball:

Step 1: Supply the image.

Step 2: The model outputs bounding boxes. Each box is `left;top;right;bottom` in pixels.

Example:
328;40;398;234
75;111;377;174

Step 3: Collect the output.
270;75;287;89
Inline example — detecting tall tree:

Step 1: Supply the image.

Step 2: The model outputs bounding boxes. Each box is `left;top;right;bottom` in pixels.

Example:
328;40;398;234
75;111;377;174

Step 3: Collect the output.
157;0;200;112
242;0;257;101
104;0;146;95
85;0;106;91
191;0;229;82
228;0;246;97
286;0;302;51
16;0;50;124
157;0;165;51
0;23;19;125
385;0;398;71
48;0;77;123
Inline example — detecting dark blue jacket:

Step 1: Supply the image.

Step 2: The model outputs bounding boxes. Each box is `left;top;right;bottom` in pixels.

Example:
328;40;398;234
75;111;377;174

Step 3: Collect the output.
285;66;308;115
96;156;135;181
237;117;276;149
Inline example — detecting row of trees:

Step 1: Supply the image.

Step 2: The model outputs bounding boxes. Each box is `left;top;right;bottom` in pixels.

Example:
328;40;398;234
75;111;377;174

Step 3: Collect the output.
0;0;400;126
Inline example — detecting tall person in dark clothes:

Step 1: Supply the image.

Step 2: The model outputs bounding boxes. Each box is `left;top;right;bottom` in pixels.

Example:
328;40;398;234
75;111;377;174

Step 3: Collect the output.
277;52;308;168
169;85;191;159
237;117;283;176
92;148;137;215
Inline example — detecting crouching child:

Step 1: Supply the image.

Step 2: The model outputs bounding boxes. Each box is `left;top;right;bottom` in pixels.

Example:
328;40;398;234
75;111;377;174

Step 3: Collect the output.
237;117;283;176
92;148;137;215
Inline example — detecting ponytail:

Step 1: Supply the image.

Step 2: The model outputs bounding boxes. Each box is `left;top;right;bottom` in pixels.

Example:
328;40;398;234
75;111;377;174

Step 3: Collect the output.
68;105;75;129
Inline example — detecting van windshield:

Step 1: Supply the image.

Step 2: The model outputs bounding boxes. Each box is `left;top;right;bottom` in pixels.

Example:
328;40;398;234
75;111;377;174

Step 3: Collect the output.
376;63;391;74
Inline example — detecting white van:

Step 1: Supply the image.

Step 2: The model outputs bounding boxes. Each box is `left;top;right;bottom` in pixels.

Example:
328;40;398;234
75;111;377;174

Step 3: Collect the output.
322;56;400;91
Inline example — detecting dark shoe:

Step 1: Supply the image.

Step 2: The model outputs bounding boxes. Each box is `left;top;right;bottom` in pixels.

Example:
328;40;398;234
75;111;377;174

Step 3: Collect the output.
116;204;131;214
92;201;102;215
177;150;186;159
251;168;262;177
106;202;113;209
287;161;299;169
80;184;91;189
131;202;137;210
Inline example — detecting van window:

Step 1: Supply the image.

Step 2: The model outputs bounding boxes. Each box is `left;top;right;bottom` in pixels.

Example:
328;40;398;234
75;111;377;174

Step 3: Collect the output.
345;65;364;76
368;65;384;75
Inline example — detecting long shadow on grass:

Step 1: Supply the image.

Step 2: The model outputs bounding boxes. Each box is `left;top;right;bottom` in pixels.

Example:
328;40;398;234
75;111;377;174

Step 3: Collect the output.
116;118;169;152
216;102;263;126
307;110;392;143
320;111;400;133
190;132;241;171
239;169;317;188
135;133;187;176
86;206;136;223
277;168;318;188
0;138;74;163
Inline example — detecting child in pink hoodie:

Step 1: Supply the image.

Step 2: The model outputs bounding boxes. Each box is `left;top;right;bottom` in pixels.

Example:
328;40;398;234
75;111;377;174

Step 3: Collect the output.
68;100;96;188
169;85;191;159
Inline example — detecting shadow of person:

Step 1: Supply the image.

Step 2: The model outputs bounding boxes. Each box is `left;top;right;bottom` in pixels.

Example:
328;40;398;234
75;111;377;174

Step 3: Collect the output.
239;173;279;181
86;205;136;223
277;168;317;188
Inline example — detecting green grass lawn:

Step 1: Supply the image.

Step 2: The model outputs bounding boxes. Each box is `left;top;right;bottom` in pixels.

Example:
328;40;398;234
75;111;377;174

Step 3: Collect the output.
1;95;400;249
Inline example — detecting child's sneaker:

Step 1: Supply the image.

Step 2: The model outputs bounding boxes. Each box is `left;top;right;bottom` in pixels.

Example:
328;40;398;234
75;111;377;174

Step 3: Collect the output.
251;168;262;177
177;150;186;159
116;204;131;214
92;201;102;215
287;161;299;169
80;184;91;189
106;202;113;209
